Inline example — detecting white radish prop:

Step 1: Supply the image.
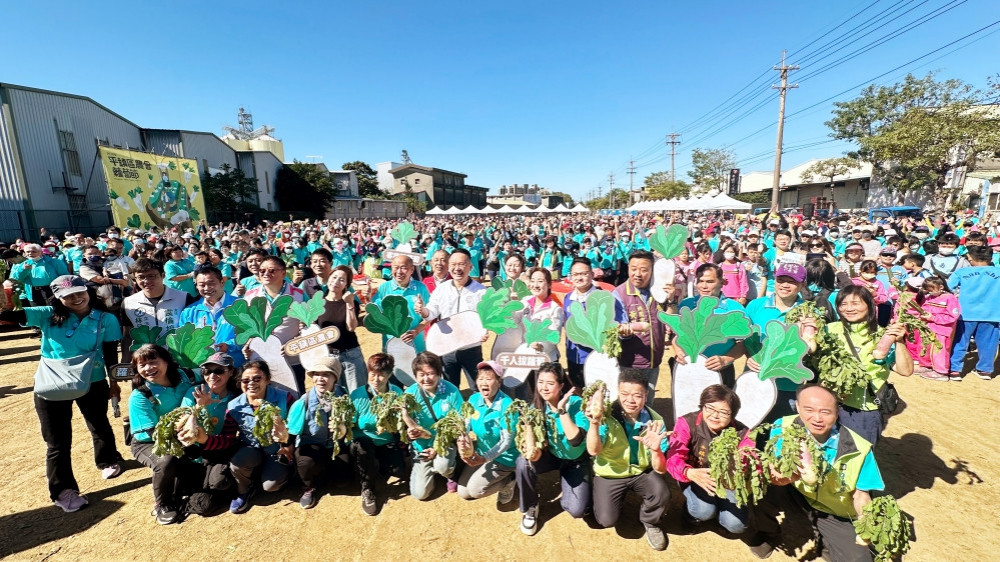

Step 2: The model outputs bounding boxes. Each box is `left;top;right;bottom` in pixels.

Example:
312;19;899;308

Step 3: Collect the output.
734;320;814;427
566;291;622;397
647;224;690;304
363;294;419;385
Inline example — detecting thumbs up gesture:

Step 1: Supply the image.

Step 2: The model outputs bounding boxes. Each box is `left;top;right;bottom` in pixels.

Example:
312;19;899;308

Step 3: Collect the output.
414;294;425;317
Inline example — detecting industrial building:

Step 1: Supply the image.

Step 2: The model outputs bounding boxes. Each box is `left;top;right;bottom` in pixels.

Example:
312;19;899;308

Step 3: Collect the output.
382;162;488;208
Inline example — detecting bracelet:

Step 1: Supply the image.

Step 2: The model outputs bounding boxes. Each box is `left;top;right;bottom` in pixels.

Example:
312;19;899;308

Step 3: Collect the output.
683;467;690;479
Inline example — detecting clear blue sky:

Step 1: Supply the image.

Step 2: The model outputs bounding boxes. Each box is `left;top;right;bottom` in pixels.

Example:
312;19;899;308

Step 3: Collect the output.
3;0;998;201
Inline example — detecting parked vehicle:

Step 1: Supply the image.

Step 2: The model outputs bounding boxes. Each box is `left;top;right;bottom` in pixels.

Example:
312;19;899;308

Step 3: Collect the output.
868;206;923;222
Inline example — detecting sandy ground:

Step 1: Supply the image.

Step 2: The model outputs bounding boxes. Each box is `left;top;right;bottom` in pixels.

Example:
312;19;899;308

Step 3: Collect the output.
1;323;997;561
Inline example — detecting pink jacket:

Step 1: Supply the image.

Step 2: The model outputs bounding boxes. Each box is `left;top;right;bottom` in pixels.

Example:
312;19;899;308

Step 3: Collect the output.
918;293;960;337
720;261;749;300
851;277;888;305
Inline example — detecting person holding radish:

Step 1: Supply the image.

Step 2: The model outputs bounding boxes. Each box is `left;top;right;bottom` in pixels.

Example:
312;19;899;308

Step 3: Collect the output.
588;369;671;551
311;265;366;392
404;352;465;500
455;361;518;504
676;263;747;388
243;256;306;392
178;266;243;368
350;353;408;515
123;259;195;349
516;267;565;361
516;362;591;536
373;254;431;353
193;361;295;514
613;250;674;397
819;285;913;444
760;384;884;561
900;277;959;381
667;384;755;541
287;356;347;509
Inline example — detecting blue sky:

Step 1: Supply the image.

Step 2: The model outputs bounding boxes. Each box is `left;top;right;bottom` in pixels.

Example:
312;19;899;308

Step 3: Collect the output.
3;0;998;201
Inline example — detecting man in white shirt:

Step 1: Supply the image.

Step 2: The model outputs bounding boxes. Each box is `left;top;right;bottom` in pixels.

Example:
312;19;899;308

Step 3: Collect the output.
420;249;487;388
122;258;194;360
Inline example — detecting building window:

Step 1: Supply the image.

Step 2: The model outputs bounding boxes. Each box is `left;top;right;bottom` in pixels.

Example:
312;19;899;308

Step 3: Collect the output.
413;178;420;185
265;171;271;194
58;130;82;177
68;194;87;211
267;202;272;210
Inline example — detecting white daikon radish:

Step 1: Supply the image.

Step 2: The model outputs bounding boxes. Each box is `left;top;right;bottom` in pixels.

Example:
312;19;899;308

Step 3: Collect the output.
671;356;722;417
650;258;677;303
732;370;778;428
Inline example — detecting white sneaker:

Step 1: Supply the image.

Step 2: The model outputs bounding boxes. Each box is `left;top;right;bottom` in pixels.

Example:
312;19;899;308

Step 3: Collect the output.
520;506;538;536
497;477;516;505
53;489;88;512
101;464;122;479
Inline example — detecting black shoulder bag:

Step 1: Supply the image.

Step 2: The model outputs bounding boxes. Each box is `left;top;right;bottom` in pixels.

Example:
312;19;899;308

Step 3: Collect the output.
843;328;901;420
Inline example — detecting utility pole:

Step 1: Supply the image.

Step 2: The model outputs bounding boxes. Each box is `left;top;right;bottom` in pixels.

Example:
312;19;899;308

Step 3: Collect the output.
666;132;681;181
628;159;636;205
770;50;798;210
608;173;615;208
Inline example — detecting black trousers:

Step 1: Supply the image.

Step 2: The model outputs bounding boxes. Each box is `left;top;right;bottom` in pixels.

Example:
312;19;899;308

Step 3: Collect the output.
34;380;123;501
351;436;408;491
442;346;483;389
131;442;206;506
593;470;670;529
295;443;333;488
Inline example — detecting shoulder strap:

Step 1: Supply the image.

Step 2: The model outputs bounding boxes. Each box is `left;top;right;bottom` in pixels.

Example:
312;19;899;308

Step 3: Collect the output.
842;325;862;360
419;390;439;423
844;326;884;399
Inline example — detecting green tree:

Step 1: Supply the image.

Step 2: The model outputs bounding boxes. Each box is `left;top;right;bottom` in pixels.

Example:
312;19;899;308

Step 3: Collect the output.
826;73;1000;207
585;188;628;210
643;171;691;199
341;161;384;198
201;164;259;219
688;148;736;195
274;160;337;217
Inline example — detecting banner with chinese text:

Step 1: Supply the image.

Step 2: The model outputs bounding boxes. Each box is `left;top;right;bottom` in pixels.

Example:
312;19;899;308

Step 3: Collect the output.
98;147;205;231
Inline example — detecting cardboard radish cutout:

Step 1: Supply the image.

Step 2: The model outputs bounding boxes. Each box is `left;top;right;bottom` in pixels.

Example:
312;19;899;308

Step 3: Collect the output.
364;295;418;387
503;317;558;388
488;277;530;359
286;292;338;374
735;320;814;427
384;221;424;265
129;325;170;351
165;324;216;372
565;290;621;399
224;295;300;395
659;296;752;417
647;224;689;304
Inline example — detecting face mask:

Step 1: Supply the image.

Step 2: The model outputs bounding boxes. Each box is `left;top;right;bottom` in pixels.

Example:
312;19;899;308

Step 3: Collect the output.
284;247;294;254
87;256;102;264
861;273;876;280
939;247;955;256
108;233;119;239
155;244;164;250
915;233;928;240
829;232;840;239
724;252;736;260
910;244;921;251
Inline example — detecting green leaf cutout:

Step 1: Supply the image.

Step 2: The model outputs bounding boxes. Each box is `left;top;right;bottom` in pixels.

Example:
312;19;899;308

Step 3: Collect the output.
223;297;267;345
288;292;327;326
490;277;531;299
391;222;417;244
262;296;294;340
524;317;559;345
752;320;813;383
658;296;752;361
129;325;170;351
364;295;413;337
166;324;216;369
477;288;524;333
565;290;617;351
648;224;689;259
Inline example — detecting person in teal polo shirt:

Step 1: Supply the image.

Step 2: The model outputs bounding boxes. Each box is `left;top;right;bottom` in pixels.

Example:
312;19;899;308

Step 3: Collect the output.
677;263;747;387
164;246;197;297
455;361;519;504
350;354;407;516
128;344;196;525
0;275;125;513
372;254;430;356
515;362;591;536
287;356;347;509
757;385;884;561
745;262;807;420
587;369;671;551
405;352;465;501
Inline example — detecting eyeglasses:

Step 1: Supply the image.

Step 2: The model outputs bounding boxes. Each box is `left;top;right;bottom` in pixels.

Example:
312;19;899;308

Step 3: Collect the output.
204;368;228;376
240;376;263;384
257;268;283;275
703;404;732;419
809;244;825;249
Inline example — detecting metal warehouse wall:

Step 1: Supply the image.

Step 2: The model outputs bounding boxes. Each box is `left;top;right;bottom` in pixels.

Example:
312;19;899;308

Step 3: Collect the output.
179;132;239;174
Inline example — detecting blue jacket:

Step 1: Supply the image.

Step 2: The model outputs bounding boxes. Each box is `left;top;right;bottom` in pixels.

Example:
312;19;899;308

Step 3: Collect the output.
228;385;290;453
177;293;243;367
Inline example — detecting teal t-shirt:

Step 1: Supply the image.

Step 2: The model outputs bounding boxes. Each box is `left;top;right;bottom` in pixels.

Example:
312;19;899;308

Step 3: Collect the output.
129;378;194;442
405;380;465;452
545;395;590;460
25;307;121;383
351;383;404;446
467;391;519;467
164;258;197;297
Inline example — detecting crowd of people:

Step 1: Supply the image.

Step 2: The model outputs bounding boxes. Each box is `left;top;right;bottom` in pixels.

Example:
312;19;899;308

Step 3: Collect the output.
1;207;998;559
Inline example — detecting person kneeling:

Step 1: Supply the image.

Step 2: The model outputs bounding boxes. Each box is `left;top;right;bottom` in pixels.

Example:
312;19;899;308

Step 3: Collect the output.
455;361;518;505
287;356;348;509
587;369;671;551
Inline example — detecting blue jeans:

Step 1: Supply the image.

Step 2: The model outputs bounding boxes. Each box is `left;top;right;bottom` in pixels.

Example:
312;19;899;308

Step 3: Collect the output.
950;319;999;374
683;483;749;534
336;346;368;394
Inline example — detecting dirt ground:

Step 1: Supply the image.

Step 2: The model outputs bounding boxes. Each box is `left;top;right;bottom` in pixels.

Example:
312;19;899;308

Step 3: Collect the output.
1;323;997;561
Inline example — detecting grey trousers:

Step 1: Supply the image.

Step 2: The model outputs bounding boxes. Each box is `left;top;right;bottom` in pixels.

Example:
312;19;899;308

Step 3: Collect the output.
456;459;514;500
410;449;456;500
230;445;292;494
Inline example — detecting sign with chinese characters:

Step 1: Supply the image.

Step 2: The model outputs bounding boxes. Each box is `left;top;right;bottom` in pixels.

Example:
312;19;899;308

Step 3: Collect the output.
283;326;341;356
383;249;425;265
98;146;207;232
495;353;548;369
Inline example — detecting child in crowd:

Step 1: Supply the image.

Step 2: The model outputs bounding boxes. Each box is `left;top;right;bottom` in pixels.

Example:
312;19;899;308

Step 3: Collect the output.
901;277;960;381
851;259;888;306
901;253;932;285
927;233;969;280
948;246;1000;381
719;243;748;305
744;243;768;300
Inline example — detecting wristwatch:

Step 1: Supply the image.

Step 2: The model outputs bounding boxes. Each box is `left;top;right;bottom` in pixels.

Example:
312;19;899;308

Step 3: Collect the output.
557;408;567;416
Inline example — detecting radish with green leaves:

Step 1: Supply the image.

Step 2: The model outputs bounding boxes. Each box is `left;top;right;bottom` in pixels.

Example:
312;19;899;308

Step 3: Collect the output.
316;392;355;455
287;292;334;369
371;391;424;443
707;427;768;507
252;401;287;447
763;421;829;492
580;380;612;422
736;320;814;428
153;405;218;457
660;297;752;416
503;317;559;387
647;223;689;303
224;295;299;394
364;294;418;386
431;402;479;456
854;495;913;562
565;290;621;398
504;399;547;458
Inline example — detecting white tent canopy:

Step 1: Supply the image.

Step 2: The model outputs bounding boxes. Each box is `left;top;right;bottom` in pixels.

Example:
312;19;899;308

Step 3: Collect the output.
570;204;589;213
705;192;751;210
